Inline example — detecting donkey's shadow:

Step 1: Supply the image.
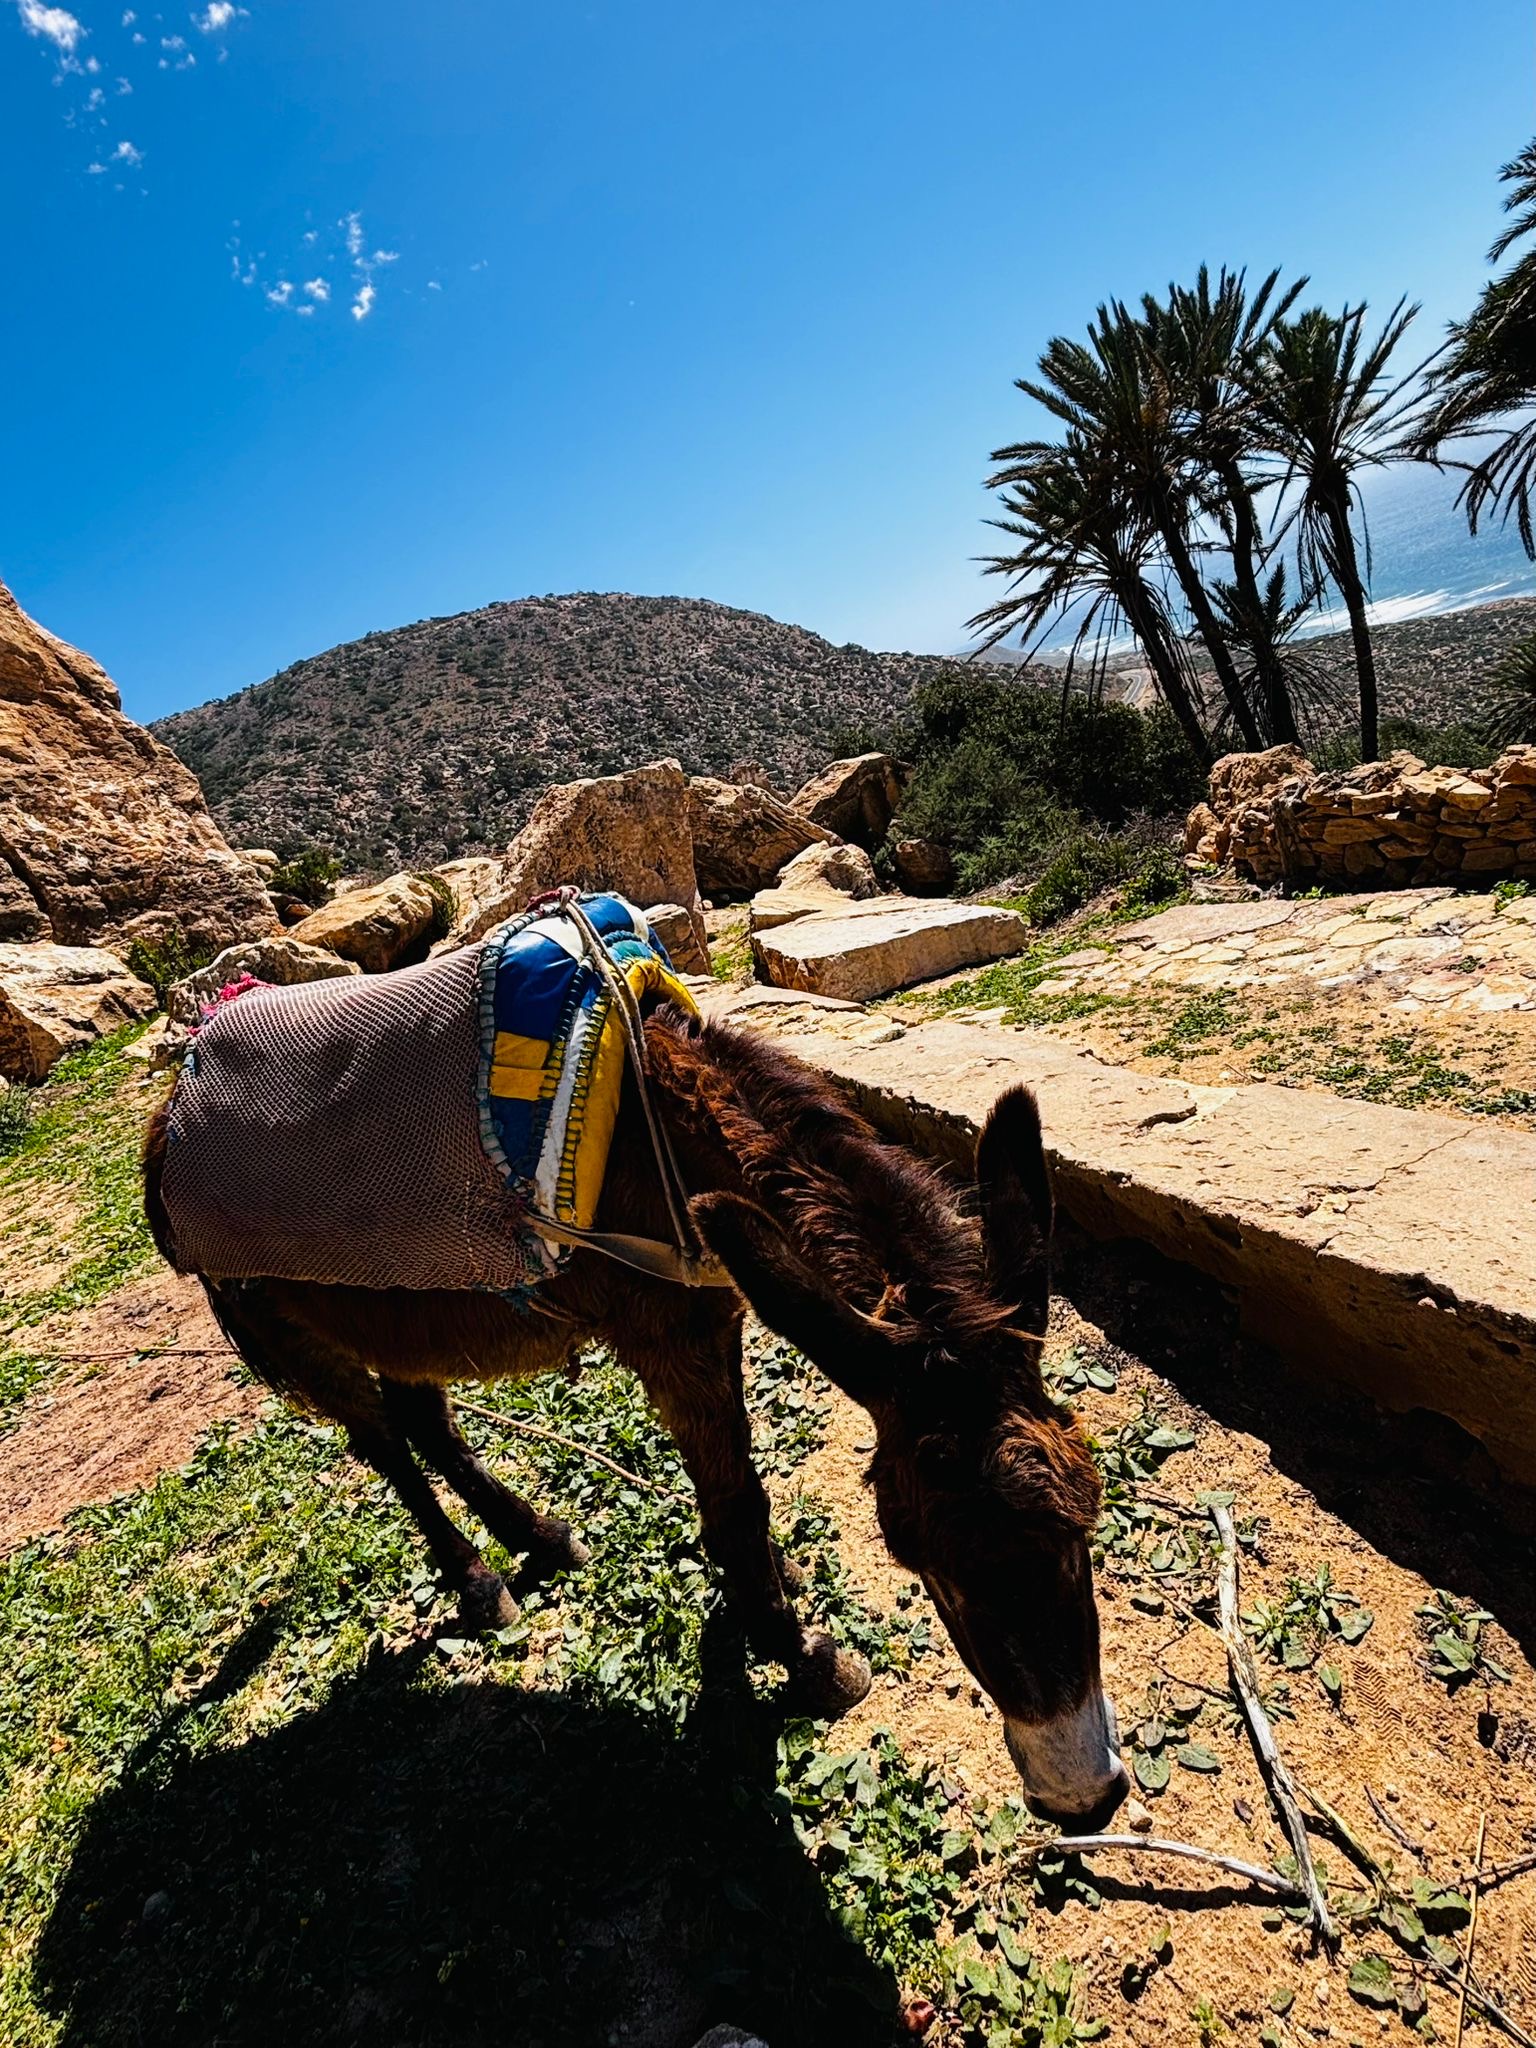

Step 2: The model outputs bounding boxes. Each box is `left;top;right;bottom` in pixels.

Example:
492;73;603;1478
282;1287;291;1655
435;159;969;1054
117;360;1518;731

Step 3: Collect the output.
33;1613;896;2048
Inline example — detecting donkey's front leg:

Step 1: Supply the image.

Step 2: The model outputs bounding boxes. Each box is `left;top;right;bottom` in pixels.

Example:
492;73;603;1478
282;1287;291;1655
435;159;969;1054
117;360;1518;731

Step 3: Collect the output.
628;1327;871;1719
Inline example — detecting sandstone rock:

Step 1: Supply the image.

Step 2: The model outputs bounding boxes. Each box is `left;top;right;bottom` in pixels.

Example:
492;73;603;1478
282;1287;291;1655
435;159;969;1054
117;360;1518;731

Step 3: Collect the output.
457;760;708;961
0;856;49;942
291;872;440;973
0;579;276;955
166;936;361;1026
426;857;507;943
644;901;711;975
0;941;157;1080
775;840;881;898
791;753;907;849
752;897;1028;1003
891;837;955;895
746;889;830;932
1207;744;1313;821
1493;745;1536;789
686;777;835;899
238;848;281;872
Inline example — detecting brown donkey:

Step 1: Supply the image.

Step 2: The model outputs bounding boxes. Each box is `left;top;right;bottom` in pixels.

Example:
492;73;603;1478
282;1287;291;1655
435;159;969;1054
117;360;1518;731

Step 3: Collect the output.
143;1006;1128;1825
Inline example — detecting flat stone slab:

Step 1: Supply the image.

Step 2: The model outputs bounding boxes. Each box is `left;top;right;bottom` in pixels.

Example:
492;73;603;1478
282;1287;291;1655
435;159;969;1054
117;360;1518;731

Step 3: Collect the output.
0;941;156;1081
707;992;1536;1488
751;898;1029;1003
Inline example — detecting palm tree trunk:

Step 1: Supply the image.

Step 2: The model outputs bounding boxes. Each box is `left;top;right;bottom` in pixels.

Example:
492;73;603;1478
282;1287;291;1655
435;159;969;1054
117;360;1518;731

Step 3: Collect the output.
1323;493;1381;762
1156;511;1264;749
1219;461;1300;745
1122;584;1213;766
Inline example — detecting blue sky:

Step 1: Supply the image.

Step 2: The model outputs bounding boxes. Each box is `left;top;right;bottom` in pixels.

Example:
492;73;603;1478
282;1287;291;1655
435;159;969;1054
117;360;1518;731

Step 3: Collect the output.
3;0;1532;723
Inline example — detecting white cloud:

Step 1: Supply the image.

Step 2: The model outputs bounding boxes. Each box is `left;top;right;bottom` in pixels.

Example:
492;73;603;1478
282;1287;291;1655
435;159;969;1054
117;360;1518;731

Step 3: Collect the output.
351;281;375;321
302;276;329;302
115;73;131;91
427;279;441;291
193;1;244;29
372;247;398;265
265;279;292;306
120;7;135;20
295;303;314;317
301;228;317;244
340;210;363;261
161;33;185;47
86;159;105;172
84;83;102;108
16;0;85;53
131;28;143;39
111;137;143;164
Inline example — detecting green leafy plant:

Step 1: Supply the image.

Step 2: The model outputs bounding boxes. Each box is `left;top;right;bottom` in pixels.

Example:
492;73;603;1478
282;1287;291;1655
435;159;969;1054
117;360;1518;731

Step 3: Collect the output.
268;842;342;906
124;927;218;1003
1416;1588;1511;1687
1243;1563;1373;1669
0;1084;32;1160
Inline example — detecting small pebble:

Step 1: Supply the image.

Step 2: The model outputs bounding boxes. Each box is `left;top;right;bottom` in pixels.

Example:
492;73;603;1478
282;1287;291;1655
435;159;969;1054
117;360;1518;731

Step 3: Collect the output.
853;1438;876;1453
945;1679;961;1698
1125;1798;1154;1834
1314;1978;1329;2007
1384;1783;1400;1802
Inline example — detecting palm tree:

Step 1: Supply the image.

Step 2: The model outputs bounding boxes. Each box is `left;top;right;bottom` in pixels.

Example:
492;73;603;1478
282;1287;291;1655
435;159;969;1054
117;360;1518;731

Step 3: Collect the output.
1417;141;1536;552
1250;300;1423;762
970;432;1213;763
1206;564;1346;747
1019;311;1265;747
1142;265;1308;744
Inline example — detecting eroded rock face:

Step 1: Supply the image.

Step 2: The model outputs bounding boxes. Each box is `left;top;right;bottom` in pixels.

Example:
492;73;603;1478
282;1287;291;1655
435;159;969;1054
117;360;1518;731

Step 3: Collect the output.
752;897;1028;1003
0;856;49;943
775;841;880;898
1194;744;1536;890
790;753;907;850
644;902;711;976
291;873;440;973
891;837;954;896
686;778;835;900
165;936;361;1025
0;941;156;1080
456;759;708;959
0;580;276;954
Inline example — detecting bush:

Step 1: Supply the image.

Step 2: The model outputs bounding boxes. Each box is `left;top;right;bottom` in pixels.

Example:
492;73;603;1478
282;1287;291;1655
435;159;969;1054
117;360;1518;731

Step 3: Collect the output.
268;843;342;907
125;930;218;1005
416;873;457;942
0;1083;32;1159
1311;715;1497;775
894;672;1203;901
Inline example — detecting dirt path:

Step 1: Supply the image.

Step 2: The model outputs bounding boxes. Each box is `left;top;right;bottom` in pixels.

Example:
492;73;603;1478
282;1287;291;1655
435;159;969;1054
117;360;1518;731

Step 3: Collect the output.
0;1270;260;1552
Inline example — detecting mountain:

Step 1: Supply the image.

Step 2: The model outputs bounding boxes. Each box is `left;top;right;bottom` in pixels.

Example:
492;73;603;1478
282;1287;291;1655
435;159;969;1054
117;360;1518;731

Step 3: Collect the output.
153;592;1015;873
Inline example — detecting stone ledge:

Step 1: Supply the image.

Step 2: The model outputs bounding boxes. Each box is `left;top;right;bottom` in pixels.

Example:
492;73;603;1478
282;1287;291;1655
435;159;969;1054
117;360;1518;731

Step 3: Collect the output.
705;993;1536;1487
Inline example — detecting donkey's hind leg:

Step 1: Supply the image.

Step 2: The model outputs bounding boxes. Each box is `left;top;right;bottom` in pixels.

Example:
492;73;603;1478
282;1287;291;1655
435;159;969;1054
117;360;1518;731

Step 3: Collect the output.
206;1281;517;1632
379;1379;590;1583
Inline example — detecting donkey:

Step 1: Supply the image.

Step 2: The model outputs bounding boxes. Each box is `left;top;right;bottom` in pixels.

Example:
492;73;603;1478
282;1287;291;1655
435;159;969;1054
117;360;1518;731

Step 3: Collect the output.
143;1004;1128;1826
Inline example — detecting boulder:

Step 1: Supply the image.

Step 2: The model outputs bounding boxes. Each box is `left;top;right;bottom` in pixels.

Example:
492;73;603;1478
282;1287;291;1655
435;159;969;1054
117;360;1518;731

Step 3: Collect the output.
686;777;835;899
752;897;1029;1003
645;902;711;976
1206;744;1314;823
0;941;157;1080
456;760;709;961
891;837;954;896
291;872;441;973
0;579;276;954
790;753;907;850
166;936;361;1026
427;857;507;941
775;841;881;898
1182;802;1230;866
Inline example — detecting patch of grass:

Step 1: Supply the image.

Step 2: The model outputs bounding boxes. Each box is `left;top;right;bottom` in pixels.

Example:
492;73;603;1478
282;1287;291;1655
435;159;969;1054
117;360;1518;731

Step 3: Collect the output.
709;913;754;983
0;1026;164;1427
0;1083;34;1158
0;1334;1094;2045
123;930;217;1005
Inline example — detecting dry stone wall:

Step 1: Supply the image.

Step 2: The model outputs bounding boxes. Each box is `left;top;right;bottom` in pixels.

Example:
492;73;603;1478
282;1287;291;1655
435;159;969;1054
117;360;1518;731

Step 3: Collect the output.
1188;744;1536;891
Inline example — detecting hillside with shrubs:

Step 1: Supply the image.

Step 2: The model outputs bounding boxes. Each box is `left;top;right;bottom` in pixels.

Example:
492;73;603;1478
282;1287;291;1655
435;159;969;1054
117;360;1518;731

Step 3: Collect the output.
153;592;1031;873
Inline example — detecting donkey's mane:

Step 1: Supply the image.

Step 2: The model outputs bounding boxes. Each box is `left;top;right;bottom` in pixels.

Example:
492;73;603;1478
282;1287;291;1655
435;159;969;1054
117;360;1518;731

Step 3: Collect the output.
654;1011;1019;1354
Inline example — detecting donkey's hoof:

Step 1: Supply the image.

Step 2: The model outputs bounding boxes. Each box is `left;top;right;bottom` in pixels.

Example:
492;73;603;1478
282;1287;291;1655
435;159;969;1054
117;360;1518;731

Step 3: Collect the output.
459;1567;519;1632
521;1523;590;1584
772;1543;806;1596
785;1632;872;1720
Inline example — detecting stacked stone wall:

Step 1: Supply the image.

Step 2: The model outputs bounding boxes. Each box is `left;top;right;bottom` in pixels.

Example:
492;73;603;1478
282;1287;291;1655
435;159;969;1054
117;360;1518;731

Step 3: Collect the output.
1185;744;1536;890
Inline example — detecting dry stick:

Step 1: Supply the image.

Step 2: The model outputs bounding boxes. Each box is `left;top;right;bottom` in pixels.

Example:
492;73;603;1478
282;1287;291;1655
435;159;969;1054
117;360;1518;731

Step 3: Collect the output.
1468;1846;1536;1892
454;1397;687;1505
1042;1834;1301;1898
1455;1813;1487;2048
1364;1782;1426;1860
1209;1502;1338;1947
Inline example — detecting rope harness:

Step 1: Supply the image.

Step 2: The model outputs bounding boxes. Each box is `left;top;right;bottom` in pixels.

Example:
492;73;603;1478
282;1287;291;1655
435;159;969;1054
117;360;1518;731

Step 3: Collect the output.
517;889;735;1292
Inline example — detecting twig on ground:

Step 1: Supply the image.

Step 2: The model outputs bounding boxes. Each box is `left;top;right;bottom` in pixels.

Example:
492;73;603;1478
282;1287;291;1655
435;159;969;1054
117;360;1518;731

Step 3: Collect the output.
1364;1783;1425;1860
37;1345;234;1362
454;1396;687;1504
1455;1812;1487;2048
1038;1834;1301;1897
1298;1779;1385;1883
1466;1845;1536;1892
1210;1503;1337;1947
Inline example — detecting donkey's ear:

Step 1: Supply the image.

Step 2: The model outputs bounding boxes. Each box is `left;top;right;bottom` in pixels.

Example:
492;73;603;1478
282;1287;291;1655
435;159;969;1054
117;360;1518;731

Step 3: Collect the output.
692;1191;900;1407
975;1085;1053;1337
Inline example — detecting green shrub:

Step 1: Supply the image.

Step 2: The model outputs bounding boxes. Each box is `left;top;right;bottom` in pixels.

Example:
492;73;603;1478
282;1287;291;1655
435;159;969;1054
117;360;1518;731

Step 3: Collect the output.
0;1084;32;1160
268;843;342;907
124;929;218;1004
1018;822;1184;929
895;672;1203;889
1311;715;1497;775
416;872;457;941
